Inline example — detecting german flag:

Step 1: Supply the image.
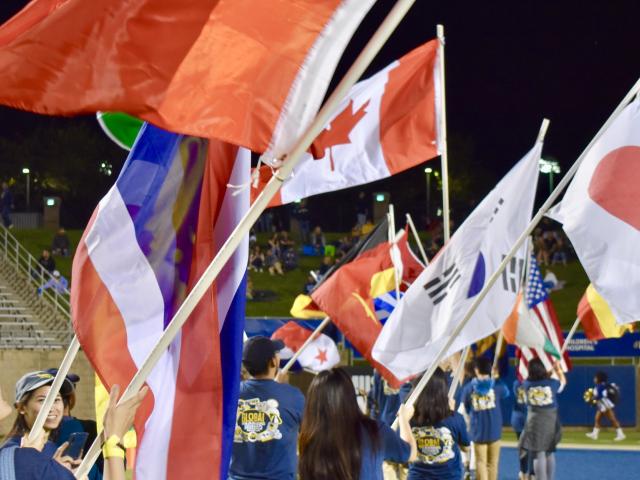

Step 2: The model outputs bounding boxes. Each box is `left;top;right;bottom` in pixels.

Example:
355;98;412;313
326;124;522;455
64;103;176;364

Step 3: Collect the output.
291;218;424;387
577;284;634;340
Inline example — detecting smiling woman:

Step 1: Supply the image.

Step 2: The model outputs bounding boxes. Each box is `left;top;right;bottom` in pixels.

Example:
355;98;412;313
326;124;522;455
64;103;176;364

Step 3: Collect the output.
0;371;78;479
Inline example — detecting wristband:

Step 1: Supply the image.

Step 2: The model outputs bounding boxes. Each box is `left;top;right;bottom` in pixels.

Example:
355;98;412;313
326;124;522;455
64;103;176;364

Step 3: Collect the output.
103;434;125;459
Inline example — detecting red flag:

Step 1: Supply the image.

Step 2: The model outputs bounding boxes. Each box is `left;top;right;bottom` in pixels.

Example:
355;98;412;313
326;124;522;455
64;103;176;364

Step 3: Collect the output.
309;223;424;387
0;0;374;153
253;39;440;206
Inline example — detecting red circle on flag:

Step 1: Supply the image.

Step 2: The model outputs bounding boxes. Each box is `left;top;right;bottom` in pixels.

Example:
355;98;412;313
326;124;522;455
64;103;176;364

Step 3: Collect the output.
588;146;640;231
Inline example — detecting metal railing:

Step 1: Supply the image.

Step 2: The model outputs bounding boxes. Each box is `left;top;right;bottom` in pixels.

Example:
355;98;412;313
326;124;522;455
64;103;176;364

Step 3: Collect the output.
0;226;72;329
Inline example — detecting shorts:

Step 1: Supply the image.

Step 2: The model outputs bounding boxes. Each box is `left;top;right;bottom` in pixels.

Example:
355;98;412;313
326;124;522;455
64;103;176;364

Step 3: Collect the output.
597;398;615;412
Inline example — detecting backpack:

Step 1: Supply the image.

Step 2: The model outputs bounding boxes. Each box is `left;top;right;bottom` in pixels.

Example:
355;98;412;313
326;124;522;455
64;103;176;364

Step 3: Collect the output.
606;383;620;404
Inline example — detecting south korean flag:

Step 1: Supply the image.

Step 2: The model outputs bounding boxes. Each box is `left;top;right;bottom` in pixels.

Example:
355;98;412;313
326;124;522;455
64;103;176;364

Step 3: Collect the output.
373;141;541;379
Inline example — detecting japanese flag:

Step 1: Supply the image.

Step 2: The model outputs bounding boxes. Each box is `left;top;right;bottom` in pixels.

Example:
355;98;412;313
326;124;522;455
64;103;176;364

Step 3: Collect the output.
549;97;640;323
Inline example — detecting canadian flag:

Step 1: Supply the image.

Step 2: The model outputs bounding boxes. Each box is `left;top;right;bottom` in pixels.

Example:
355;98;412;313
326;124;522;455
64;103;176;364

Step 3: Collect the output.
271;321;341;372
253;39;440;206
549;97;640;323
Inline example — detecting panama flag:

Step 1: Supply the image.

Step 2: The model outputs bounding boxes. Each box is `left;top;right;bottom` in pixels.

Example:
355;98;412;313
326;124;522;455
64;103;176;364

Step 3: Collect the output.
271;322;340;372
549;97;640;323
0;0;374;155
253;39;440;206
71;124;250;479
373;143;541;379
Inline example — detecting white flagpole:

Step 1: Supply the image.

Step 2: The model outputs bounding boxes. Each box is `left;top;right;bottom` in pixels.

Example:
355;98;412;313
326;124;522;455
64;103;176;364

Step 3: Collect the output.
561;318;580;356
76;1;421;476
394;78;640;422
491;332;505;373
436;24;451;242
388;204;400;298
279;317;332;375
405;213;429;265
27;336;80;441
447;345;470;401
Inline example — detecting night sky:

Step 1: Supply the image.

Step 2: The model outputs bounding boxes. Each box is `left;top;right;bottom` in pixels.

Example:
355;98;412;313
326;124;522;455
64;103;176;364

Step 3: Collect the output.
0;1;639;229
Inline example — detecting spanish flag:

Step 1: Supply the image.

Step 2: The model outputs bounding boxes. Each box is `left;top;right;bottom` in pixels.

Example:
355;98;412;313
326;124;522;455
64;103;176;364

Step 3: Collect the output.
577;284;634;340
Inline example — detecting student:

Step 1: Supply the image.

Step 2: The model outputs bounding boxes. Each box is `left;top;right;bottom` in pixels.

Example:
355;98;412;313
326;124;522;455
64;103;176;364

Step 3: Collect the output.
511;378;530;480
586;371;625;441
230;336;305;480
519;359;566;480
0;370;79;479
408;368;470;480
460;357;509;480
299;367;417;480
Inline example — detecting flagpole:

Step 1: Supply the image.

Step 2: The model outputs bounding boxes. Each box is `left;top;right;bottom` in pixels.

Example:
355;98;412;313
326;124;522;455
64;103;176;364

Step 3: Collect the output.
491;331;505;373
436;24;451;242
75;1;420;476
279;317;332;375
388;204;400;298
560;318;580;355
406;213;429;265
394;78;640;424
27;336;80;441
447;345;470;401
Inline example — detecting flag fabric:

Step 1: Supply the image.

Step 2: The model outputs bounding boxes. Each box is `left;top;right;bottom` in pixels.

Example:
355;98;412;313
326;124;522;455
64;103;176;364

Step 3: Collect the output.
252;39;440;206
577;284;634;340
548;97;640;323
515;255;571;381
71;124;250;479
0;0;374;155
97;112;144;151
291;220;423;386
372;143;542;380
271;321;340;372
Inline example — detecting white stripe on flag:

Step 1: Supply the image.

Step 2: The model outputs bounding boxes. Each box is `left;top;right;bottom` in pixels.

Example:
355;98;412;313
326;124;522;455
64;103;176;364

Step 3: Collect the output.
87;187;178;480
534;303;569;371
214;149;250;328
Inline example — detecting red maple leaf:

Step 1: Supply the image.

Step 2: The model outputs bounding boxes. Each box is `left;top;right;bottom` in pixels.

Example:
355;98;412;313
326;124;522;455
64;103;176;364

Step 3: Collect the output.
309;99;370;171
315;348;328;365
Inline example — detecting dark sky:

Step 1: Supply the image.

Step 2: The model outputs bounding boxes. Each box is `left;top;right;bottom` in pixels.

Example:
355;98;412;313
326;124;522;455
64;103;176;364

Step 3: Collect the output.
0;1;639;228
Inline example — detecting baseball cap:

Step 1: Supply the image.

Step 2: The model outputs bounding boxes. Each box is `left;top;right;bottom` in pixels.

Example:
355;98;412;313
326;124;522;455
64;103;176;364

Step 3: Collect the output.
14;371;75;404
242;336;284;374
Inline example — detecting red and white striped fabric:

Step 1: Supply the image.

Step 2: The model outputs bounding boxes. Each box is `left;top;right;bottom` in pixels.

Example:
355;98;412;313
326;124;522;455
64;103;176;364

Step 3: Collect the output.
71;125;250;479
516;299;571;381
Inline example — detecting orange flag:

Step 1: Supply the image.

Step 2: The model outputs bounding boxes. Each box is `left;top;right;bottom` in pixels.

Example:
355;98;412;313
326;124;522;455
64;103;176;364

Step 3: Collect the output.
0;0;374;153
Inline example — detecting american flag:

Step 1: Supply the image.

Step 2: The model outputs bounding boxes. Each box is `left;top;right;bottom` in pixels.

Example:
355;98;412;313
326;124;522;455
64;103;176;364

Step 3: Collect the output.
516;254;571;381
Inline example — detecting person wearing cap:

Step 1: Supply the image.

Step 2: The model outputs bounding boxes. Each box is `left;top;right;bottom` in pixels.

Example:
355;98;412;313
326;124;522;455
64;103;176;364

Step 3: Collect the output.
46;369;102;480
0;370;80;479
37;269;69;295
0;371;147;480
229;336;305;480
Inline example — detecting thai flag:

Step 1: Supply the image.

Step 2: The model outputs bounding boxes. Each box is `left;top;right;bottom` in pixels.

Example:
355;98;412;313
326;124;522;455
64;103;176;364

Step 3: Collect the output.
71;124;250;479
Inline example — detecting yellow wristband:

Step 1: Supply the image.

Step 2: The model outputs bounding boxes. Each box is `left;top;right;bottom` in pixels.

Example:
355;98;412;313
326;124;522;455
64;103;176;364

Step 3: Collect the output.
103;435;125;459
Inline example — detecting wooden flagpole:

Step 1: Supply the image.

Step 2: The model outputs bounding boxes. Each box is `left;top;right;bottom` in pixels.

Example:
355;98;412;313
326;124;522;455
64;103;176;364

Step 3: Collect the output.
436;24;451;243
405;213;429;265
561;318;580;355
75;1;421;476
447;345;470;401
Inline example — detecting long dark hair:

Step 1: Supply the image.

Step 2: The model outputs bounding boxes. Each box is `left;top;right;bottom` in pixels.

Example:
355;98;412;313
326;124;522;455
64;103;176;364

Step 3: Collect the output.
413;367;452;426
527;358;549;381
299;367;380;480
4;390;60;444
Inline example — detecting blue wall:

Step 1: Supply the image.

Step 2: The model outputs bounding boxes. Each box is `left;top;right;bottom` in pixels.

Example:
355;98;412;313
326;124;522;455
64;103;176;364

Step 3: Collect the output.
499;366;636;427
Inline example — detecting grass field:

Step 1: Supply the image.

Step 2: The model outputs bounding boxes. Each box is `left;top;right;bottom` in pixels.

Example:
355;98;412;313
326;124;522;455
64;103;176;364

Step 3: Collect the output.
10;228;589;328
503;428;640;447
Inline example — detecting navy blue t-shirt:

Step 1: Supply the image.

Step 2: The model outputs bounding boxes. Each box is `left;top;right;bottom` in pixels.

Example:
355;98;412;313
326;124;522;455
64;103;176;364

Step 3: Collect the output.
359;421;411;480
408;412;470;480
511;380;527;433
461;378;509;443
523;378;560;409
367;372;411;426
0;436;74;479
229;379;305;480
